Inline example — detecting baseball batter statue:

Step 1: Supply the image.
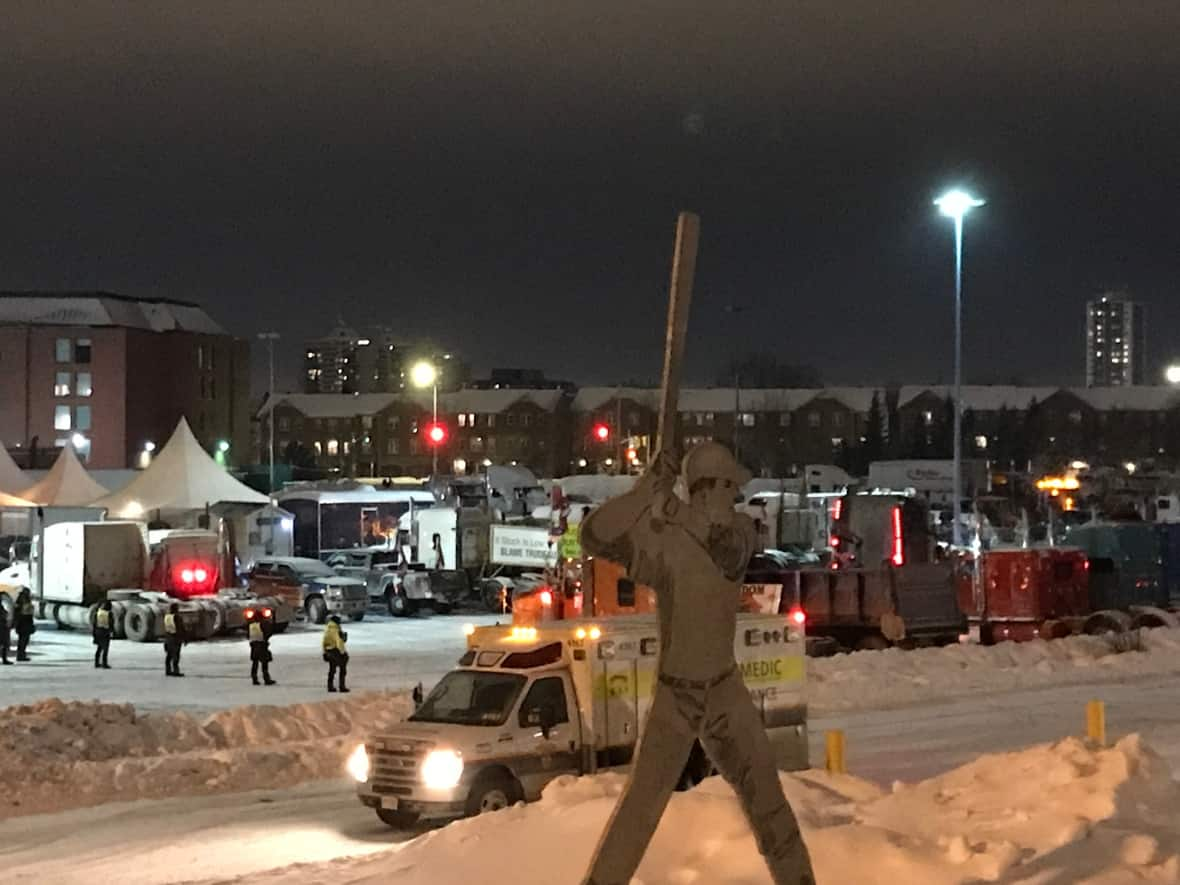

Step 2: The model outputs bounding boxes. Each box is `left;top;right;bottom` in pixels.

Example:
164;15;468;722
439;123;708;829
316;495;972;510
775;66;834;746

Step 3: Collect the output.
580;441;816;885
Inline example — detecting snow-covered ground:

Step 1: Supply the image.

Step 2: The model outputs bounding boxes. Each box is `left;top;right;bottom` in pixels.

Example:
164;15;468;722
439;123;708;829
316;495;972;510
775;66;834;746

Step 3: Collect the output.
10;737;1172;885
6;625;1180;883
0;612;503;712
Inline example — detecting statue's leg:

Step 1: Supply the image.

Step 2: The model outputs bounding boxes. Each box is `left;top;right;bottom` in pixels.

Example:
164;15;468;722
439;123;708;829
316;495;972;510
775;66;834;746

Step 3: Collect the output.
699;673;816;885
583;682;698;885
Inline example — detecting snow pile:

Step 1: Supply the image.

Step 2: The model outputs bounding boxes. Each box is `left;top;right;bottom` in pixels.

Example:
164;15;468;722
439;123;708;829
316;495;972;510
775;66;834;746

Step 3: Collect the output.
0;693;411;820
810;627;1180;714
212;735;1180;885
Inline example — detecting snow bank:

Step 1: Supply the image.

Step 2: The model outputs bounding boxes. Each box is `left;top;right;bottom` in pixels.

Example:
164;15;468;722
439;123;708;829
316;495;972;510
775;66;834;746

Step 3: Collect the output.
810;627;1180;715
210;735;1180;885
0;692;411;820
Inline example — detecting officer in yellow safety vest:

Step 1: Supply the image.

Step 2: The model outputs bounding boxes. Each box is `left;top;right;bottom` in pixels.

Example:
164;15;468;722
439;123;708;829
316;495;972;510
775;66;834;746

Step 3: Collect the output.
322;615;350;693
163;603;185;677
247;607;277;686
93;600;113;669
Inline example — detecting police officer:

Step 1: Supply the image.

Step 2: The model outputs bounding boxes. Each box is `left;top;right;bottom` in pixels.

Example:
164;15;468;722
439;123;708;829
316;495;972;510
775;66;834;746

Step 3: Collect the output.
579;442;815;885
0;600;12;665
93;600;113;669
248;607;277;686
322;614;349;692
163;603;185;677
13;588;35;662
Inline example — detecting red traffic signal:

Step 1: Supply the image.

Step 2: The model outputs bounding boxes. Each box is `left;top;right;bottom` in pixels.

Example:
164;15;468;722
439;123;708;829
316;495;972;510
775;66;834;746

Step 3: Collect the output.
592;423;610;442
426;422;448;446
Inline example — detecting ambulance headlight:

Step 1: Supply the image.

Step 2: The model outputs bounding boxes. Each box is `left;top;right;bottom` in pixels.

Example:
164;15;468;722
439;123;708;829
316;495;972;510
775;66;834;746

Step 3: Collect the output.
421;749;464;789
347;744;370;783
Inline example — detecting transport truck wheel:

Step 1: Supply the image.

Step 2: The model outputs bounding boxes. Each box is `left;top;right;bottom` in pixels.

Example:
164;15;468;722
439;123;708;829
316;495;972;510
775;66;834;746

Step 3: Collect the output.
387;590;410;617
433;602;453;615
856;634;890;652
480;580;508;613
465;771;521;816
123;605;156;643
376;808;419;828
306;596;327;625
349;612;365;622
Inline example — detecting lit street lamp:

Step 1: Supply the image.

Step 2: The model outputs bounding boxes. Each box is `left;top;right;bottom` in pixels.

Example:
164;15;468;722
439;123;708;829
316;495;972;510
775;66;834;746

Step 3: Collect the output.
934;188;984;547
1166;365;1180;385
258;332;280;492
411;360;439;477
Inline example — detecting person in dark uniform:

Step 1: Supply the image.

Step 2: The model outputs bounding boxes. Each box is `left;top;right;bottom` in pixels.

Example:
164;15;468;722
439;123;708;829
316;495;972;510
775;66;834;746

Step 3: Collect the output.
322;615;349;692
163;603;185;676
247;607;277;686
93;600;113;669
0;600;12;665
13;588;35;662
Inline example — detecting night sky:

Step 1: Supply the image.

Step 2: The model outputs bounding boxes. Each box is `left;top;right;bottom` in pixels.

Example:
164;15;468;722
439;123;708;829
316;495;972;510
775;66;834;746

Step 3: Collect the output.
4;2;1179;393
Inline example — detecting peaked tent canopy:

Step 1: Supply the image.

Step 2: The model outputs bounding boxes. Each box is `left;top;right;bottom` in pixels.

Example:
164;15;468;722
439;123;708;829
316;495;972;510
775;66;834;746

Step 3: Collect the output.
20;445;109;506
0;446;30;495
92;418;268;518
0;490;34;507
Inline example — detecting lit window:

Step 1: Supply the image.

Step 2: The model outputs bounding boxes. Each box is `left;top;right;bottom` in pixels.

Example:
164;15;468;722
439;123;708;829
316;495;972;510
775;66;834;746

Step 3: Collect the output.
55;339;71;362
54;405;71;430
343;440;351;455
54;372;71;396
76;372;92;397
740;412;755;427
314;441;322;455
76;405;91;431
386;438;400;455
705;412;714;425
808;412;821;429
831;437;845;448
467;412;475;427
922;410;933;425
458;414;467;428
75;339;91;364
975;435;988;449
327;439;339;456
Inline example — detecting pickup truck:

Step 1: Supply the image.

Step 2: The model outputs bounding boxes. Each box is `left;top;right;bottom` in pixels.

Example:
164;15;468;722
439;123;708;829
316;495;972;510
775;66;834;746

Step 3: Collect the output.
348;613;807;827
324;549;467;617
247;556;368;624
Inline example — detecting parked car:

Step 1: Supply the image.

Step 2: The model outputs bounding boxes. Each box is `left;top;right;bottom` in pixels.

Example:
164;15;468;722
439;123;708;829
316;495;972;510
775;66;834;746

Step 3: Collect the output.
248;556;368;623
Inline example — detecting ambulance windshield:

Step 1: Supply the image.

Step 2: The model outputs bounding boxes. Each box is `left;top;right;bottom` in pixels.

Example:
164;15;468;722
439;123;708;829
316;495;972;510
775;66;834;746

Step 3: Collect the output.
410;671;527;726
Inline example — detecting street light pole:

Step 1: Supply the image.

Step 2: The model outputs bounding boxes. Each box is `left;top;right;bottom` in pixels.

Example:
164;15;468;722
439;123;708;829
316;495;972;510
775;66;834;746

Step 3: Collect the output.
935;190;984;548
258;332;280;493
432;380;438;478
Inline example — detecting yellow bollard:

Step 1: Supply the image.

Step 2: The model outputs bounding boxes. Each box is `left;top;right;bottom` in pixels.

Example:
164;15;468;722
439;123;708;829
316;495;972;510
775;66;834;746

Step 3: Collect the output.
825;730;846;774
1086;700;1106;747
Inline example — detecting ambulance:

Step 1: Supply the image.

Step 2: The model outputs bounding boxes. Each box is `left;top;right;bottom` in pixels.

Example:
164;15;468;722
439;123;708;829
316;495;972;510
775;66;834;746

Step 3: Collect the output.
348;613;808;827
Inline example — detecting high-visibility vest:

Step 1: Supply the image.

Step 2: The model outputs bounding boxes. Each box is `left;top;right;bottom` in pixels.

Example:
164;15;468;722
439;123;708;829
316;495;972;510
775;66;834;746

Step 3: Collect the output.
322;623;346;653
164;613;178;635
96;609;111;630
248;621;264;642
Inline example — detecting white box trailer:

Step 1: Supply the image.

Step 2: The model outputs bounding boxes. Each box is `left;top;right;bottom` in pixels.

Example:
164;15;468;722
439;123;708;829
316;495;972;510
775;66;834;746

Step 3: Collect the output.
350;612;807;827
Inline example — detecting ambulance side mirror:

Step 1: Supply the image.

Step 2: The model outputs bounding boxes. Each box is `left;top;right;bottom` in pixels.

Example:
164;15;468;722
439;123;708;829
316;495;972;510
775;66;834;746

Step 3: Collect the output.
526;705;557;738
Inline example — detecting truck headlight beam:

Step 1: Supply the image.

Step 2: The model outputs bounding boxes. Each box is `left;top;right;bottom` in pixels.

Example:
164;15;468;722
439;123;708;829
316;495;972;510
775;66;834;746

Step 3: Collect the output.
347;744;370;783
421;749;464;789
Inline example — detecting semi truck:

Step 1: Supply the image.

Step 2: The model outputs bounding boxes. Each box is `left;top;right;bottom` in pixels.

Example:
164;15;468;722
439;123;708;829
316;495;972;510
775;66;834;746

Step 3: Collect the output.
0;521;293;641
959;521;1180;644
349;613;807;827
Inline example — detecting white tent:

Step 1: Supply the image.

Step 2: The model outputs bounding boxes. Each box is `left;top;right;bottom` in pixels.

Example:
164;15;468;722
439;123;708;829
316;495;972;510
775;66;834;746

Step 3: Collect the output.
20;445;109;506
0;446;30;495
92;418;268;518
0;490;34;507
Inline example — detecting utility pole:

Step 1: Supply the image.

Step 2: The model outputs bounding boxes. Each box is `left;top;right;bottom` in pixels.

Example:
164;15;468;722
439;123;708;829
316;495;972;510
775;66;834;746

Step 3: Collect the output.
258;332;280;493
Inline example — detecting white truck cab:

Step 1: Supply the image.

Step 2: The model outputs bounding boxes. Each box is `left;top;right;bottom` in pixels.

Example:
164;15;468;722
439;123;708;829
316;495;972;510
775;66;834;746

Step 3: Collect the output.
350;613;808;827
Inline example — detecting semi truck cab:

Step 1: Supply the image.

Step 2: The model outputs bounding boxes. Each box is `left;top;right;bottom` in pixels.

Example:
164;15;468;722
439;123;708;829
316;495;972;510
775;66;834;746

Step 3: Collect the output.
350;613;808;827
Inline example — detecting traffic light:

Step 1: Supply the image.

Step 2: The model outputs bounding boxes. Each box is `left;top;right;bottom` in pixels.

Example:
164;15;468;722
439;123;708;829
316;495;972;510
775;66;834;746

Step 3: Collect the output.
426;422;448;446
592;423;610;443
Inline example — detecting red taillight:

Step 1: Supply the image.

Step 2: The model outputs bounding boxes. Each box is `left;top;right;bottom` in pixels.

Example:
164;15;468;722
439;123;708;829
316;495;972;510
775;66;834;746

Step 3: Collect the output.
1084;560;1090;571
891;506;905;567
194;568;208;583
789;607;806;627
829;535;840;548
538;589;553;606
263;607;272;618
180;568;195;584
832;497;843;521
244;608;255;620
